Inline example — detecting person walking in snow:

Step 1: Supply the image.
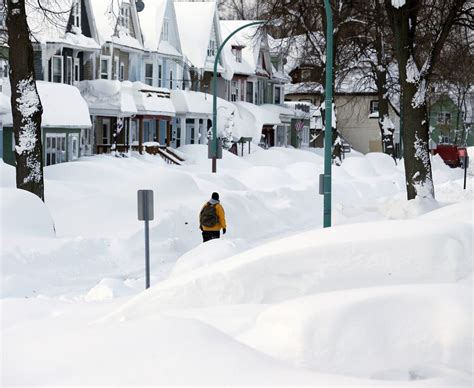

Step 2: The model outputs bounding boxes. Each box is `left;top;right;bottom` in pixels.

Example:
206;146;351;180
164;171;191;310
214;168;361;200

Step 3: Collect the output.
199;192;227;242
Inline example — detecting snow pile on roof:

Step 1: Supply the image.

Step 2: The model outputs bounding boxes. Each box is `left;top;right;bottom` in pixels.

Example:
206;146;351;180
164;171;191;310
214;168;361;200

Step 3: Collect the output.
133;82;175;116
174;2;219;70
77;80;137;116
2;81;91;128
232;101;282;141
26;0;100;50
171;89;232;116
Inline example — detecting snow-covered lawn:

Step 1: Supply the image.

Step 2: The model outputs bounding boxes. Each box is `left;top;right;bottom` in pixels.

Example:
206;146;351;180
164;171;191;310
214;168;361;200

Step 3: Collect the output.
1;146;472;385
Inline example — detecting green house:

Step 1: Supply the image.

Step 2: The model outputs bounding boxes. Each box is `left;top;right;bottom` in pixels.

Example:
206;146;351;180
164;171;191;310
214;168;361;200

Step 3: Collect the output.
429;94;472;146
1;81;91;167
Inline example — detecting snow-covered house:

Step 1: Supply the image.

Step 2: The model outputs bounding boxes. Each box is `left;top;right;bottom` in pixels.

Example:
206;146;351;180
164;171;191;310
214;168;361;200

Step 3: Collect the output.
135;0;182;148
170;89;235;147
2;82;92;166
24;0;101;156
275;35;400;154
138;0;184;89
174;1;231;98
221;20;288;106
84;0;147;154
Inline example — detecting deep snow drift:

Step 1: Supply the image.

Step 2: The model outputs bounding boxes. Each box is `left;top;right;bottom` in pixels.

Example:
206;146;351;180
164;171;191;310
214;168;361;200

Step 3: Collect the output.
1;146;472;386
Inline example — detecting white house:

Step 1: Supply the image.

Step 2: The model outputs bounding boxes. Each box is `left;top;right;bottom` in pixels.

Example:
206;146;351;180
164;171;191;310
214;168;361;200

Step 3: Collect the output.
174;1;231;97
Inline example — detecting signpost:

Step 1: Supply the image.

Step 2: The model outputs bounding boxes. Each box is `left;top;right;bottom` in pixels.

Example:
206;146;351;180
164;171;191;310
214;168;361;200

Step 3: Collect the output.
458;148;469;190
137;189;154;289
322;0;333;228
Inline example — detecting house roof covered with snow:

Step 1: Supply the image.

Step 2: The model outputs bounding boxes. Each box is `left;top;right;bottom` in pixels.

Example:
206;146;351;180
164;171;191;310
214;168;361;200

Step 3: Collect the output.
220;20;262;77
133;82;175;117
89;0;143;50
138;0;182;57
77;80;137;117
171;89;233;116
174;1;223;72
26;0;100;50
2;81;91;128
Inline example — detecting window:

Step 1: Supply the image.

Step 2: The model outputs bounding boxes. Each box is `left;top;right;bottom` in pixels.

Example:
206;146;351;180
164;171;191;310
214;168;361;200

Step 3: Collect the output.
45;133;67;165
145;63;153;86
232;46;242;63
119;5;130;30
437;112;451;125
369;100;379;114
301;69;311;81
162;19;169;42
246;81;253;103
274;86;281;104
102;119;111;144
114;57;119;80
2;63;8;78
72;0;81;28
119;62;125;81
68;133;80;161
74;58;80;82
207;40;216;57
51;55;63;83
169;70;173;89
158;64;162;87
100;55;111;79
231;81;238;102
66;57;73;85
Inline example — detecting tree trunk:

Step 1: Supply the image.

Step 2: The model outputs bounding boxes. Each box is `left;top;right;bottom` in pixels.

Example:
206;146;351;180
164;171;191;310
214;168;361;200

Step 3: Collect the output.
376;69;396;160
401;80;434;199
386;0;434;200
6;0;45;201
374;0;396;160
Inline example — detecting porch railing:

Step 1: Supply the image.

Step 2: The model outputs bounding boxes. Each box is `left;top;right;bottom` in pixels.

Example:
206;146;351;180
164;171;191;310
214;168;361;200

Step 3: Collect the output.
95;144;185;166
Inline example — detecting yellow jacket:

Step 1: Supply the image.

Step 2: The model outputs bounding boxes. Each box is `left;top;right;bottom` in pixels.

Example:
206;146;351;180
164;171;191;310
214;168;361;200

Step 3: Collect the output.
200;201;227;231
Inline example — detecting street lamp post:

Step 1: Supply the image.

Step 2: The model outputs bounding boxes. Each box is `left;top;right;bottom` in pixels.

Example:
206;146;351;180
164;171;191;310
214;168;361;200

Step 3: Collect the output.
322;0;333;228
211;20;264;173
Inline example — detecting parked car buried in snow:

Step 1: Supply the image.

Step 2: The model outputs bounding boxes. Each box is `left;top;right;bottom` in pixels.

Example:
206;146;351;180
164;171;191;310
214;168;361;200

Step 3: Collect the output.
432;144;466;168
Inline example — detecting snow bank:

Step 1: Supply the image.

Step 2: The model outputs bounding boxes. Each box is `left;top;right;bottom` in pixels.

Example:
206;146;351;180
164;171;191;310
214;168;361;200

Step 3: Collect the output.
240;284;472;380
1;188;55;238
105;208;472;316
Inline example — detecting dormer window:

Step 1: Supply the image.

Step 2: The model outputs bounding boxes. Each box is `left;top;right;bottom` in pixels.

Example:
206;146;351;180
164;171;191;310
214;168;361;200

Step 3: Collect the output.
119;4;130;31
231;46;242;63
72;0;81;28
207;40;216;58
162;19;169;42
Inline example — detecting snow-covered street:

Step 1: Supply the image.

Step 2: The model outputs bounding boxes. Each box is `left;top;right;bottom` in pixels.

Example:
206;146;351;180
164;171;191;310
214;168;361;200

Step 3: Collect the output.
1;146;472;385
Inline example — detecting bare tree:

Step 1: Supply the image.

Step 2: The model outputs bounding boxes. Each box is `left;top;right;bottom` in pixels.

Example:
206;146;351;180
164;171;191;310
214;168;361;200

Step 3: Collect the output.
6;0;44;201
217;0;261;20
385;0;472;200
260;0;362;164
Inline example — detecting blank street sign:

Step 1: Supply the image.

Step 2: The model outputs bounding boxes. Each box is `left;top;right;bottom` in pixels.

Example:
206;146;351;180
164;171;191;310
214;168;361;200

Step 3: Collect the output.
137;190;154;221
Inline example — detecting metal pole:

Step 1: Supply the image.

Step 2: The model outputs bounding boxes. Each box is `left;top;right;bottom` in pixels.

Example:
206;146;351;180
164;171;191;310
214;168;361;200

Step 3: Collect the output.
464;156;468;190
323;0;333;228
212;21;264;173
144;202;150;289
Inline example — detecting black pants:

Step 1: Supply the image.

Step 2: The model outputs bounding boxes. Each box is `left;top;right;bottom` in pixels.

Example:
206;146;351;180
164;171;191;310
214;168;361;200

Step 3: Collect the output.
202;230;220;242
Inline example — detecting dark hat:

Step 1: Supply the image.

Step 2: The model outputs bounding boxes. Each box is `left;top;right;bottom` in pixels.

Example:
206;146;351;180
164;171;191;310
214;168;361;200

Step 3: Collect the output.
211;192;219;200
